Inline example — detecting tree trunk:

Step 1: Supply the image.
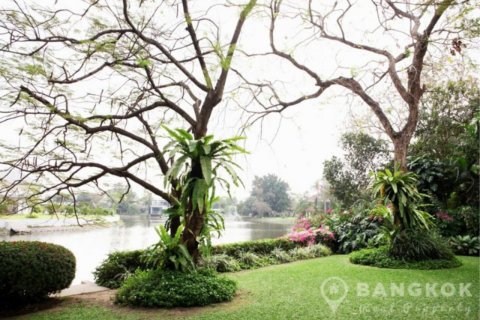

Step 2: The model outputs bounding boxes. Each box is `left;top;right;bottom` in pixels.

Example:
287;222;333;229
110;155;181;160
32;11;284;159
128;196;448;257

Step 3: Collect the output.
180;157;206;262
182;209;206;262
393;137;409;172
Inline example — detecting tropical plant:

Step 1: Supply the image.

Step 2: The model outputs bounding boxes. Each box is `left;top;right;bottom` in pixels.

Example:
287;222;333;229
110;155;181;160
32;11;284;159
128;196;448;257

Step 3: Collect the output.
162;127;247;261
333;214;383;253
389;229;454;261
449;235;480;256
142;225;194;272
372;168;433;231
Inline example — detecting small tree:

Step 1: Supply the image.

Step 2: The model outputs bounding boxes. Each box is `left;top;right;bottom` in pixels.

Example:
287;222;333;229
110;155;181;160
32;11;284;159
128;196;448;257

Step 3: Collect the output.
239;174;291;216
323;132;389;207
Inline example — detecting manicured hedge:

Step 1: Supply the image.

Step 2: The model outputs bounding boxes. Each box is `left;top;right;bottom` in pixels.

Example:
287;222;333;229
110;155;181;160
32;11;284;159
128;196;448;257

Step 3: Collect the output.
0;241;76;303
116;268;237;308
211;238;302;257
350;246;462;270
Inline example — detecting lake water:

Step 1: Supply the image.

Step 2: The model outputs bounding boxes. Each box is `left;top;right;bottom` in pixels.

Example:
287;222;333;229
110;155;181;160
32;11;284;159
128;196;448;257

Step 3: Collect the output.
0;216;294;284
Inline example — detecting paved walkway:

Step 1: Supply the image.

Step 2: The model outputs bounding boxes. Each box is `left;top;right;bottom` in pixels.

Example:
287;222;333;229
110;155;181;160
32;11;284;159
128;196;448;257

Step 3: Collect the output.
56;281;110;297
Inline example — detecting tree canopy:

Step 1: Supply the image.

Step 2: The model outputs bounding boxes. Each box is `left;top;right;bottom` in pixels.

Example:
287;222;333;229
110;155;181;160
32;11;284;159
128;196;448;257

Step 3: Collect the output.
239;174;290;216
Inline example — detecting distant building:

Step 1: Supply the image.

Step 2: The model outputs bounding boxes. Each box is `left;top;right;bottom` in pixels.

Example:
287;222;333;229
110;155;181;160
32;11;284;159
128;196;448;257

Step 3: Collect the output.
149;199;170;216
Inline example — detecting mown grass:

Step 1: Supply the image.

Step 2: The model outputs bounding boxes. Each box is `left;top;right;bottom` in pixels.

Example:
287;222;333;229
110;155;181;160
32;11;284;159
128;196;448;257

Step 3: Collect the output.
16;255;479;320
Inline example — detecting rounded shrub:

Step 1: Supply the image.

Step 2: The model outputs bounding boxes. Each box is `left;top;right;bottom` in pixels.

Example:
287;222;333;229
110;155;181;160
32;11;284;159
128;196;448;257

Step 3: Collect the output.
116;268;237;308
0;241;76;302
93;250;146;289
350;246;461;269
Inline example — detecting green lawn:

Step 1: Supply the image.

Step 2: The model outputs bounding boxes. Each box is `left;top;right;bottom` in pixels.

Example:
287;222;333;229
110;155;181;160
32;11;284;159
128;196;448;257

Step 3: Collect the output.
17;255;479;320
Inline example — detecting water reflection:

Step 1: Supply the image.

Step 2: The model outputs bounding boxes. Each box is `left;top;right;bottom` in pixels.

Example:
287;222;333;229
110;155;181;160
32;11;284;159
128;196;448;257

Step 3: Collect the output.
0;216;293;284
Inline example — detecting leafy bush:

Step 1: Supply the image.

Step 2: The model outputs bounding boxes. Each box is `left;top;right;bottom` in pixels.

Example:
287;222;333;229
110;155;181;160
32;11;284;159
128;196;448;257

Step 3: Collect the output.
333;214;383;253
449;235;480;256
287;218;334;247
350;246;461;269
237;251;269;269
270;248;293;263
199;254;241;272
116;268;237;308
212;238;300;257
0;241;75;303
389;229;454;261
143;225;194;271
435;206;479;238
289;247;316;260
93;250;146;289
307;244;332;257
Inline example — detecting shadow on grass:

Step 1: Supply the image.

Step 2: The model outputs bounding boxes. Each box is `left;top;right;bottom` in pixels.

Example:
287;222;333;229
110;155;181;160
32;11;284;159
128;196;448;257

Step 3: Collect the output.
0;297;66;318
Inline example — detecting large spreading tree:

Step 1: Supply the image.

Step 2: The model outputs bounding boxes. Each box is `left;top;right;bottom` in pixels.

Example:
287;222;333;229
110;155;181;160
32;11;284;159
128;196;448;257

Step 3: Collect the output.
240;0;474;170
0;0;256;259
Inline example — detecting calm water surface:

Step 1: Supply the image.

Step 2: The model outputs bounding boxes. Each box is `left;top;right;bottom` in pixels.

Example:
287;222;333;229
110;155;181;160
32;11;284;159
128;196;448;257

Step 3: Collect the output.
1;216;293;284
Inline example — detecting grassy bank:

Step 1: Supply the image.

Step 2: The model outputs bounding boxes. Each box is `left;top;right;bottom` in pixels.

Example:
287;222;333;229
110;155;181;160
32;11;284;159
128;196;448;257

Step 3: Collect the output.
15;255;479;320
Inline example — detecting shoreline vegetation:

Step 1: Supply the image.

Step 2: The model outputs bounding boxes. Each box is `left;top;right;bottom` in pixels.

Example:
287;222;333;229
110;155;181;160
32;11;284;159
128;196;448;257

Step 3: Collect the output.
0;214;122;236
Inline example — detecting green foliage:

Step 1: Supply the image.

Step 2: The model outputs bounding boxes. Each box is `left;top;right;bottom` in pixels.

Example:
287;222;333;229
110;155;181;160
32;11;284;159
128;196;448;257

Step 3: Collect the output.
332;213;383;253
299;243;331;258
389;229;455;261
237;197;272;217
289;246;316;260
434;206;479;237
270;248;293;263
0;241;75;303
372;168;433;231
350;246;461;269
163;127;246;251
449;235;480;256
94;238;327;287
237;251;269;269
410;79;479;210
323;132;389;207
239;174;291;216
211;238;300;257
93;250;146;289
115;268;237;308
143;225;194;271
199;254;242;272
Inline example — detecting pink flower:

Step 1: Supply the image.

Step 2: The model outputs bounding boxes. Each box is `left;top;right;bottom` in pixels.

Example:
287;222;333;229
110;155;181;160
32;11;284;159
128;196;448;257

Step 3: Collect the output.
435;212;454;222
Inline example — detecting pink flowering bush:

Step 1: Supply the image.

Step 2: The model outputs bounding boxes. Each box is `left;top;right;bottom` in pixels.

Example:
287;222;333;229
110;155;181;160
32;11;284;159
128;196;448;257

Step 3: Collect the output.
435;211;454;222
287;218;334;246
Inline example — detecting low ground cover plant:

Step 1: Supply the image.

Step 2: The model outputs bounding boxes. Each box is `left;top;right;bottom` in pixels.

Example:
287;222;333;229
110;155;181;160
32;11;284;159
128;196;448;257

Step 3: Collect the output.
116;268;236;308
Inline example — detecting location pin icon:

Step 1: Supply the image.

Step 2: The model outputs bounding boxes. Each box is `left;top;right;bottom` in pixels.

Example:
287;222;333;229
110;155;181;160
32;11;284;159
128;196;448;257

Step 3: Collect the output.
321;277;349;313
